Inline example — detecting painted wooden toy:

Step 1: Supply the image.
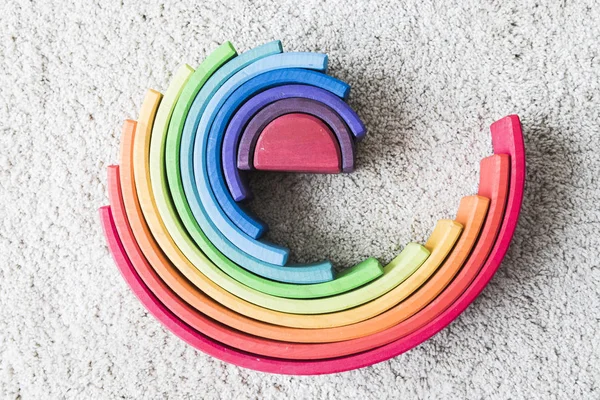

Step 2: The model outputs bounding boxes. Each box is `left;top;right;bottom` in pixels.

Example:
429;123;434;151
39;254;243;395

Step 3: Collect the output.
99;39;526;375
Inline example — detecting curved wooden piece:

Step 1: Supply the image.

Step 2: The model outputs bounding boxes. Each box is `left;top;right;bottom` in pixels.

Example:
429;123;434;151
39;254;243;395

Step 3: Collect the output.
222;84;364;201
237;98;355;172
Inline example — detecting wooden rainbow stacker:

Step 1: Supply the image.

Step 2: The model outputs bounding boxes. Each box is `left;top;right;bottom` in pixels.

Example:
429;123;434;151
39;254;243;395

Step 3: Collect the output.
99;40;526;375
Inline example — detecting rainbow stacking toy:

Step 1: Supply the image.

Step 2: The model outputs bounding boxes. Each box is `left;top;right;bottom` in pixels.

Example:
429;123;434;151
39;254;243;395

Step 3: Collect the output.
99;40;526;375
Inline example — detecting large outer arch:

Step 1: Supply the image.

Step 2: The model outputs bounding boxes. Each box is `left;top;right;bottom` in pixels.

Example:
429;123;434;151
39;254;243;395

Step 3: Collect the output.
101;114;524;374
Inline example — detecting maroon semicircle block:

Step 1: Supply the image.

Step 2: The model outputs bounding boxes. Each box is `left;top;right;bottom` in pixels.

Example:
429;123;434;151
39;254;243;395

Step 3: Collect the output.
253;113;342;173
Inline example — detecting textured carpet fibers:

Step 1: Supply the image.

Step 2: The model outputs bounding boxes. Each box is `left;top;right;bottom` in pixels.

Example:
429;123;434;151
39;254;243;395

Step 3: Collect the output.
1;0;599;398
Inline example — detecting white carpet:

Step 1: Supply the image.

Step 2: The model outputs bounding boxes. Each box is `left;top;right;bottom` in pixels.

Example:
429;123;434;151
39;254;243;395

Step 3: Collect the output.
1;0;599;398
